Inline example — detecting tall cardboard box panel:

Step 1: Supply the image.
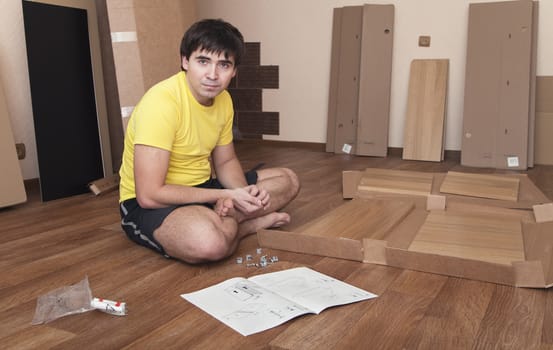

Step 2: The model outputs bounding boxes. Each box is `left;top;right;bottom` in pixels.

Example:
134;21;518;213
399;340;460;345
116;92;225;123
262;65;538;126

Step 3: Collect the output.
326;5;394;156
461;1;535;170
0;79;27;207
356;4;394;157
332;6;363;154
535;76;553;165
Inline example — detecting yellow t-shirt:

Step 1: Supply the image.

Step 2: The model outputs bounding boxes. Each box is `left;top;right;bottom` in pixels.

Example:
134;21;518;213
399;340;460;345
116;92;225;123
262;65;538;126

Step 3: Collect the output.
119;71;234;202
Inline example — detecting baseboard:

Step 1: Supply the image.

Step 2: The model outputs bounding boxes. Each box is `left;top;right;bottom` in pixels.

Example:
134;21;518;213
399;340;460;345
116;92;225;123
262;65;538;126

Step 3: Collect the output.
235;139;326;152
236;140;461;162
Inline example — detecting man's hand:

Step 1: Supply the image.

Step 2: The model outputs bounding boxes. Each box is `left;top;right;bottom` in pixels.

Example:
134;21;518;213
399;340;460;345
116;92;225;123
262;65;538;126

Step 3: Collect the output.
227;186;267;214
244;185;270;209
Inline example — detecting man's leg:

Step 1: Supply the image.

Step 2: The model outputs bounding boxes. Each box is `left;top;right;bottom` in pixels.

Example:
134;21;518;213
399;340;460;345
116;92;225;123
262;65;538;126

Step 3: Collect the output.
236;167;299;235
153;205;239;264
153;167;299;263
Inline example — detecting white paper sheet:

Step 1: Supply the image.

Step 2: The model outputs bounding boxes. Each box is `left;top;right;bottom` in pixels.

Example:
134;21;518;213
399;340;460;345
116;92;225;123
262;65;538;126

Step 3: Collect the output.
181;267;377;336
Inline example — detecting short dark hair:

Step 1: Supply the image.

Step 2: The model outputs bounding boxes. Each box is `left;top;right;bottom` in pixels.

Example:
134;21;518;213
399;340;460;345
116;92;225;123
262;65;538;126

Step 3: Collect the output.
180;19;245;66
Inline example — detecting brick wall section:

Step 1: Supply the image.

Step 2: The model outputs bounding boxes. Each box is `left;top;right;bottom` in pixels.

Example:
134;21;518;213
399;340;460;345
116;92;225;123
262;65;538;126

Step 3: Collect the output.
229;42;279;139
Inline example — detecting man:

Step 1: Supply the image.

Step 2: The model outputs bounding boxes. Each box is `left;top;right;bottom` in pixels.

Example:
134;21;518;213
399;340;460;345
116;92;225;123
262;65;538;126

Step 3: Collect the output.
119;19;299;264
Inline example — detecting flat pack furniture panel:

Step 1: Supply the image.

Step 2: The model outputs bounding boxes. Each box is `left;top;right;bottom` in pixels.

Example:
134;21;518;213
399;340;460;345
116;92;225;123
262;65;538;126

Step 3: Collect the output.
402;59;449;162
355;4;394;157
294;198;414;241
258;198;414;261
333;6;363;154
408;210;525;266
357;168;434;197
439;171;520;202
0;78;27;208
260;168;553;288
461;0;534;170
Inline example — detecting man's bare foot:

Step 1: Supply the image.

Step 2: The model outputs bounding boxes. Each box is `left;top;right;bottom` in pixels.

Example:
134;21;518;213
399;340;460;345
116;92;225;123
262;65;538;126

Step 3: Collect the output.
214;198;233;217
237;212;291;236
269;212;290;228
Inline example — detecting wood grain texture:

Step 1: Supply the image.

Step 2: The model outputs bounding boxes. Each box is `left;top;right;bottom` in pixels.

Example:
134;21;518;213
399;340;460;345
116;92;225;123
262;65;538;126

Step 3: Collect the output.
258;199;414;261
295;198;414;240
358;168;434;196
408;210;525;265
440;171;520;201
402;59;449;162
1;142;553;348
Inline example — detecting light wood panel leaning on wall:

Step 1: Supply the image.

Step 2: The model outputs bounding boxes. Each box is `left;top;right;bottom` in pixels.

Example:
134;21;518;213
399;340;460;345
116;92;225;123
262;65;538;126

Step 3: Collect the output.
402;59;449;162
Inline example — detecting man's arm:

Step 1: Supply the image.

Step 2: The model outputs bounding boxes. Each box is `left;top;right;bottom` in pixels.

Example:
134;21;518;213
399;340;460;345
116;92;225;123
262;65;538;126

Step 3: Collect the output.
211;143;248;188
134;144;263;210
212;143;269;210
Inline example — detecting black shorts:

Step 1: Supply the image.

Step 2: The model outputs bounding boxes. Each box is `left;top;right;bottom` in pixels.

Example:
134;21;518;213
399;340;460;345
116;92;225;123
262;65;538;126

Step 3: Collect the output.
119;170;258;257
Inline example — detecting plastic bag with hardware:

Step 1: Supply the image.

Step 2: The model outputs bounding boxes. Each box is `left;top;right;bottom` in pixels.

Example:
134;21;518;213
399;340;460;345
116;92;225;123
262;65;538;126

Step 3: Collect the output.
31;276;94;324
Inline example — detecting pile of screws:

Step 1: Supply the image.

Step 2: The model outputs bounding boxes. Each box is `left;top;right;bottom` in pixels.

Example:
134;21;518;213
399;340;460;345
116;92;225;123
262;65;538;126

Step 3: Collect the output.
235;248;279;268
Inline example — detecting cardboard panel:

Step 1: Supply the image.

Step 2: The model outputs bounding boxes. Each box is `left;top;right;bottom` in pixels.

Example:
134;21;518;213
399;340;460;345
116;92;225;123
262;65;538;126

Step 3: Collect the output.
333;6;363;154
402;59;449;162
461;0;534;170
356;4;394;157
325;8;342;152
527;2;539;167
439;171;520;201
0;79;26;207
257;229;364;261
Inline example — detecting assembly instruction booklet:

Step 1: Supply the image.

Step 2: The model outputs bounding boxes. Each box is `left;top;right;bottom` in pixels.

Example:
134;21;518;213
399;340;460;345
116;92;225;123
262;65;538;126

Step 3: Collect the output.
181;266;378;336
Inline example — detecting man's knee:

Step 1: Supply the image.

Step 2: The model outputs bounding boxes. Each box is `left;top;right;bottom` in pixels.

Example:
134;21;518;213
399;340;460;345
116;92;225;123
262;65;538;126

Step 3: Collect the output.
281;167;300;197
192;229;236;261
156;213;239;263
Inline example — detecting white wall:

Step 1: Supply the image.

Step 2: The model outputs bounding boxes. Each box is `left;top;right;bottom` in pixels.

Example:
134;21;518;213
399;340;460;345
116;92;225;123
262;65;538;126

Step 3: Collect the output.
197;0;553;149
1;0;551;180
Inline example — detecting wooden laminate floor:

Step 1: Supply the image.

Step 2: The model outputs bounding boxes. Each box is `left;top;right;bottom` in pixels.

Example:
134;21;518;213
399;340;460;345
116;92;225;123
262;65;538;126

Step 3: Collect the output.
2;141;553;349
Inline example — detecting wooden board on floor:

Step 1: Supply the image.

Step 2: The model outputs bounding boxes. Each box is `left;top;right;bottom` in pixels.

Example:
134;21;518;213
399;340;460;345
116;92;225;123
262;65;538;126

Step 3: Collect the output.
408;210;525;265
357;168;434;197
439;171;520;201
258;198;415;261
402;59;449;162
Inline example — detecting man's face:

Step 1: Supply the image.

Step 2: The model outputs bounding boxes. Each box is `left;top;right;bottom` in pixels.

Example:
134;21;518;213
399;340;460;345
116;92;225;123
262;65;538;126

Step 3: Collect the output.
182;49;237;106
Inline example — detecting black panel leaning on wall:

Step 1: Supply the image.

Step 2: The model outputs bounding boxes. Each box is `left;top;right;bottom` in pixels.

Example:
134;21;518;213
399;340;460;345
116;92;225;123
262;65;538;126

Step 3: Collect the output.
229;42;279;140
